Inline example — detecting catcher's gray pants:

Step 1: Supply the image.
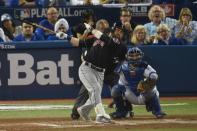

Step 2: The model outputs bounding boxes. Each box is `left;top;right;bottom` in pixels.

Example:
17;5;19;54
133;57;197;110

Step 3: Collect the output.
124;86;159;105
78;62;104;115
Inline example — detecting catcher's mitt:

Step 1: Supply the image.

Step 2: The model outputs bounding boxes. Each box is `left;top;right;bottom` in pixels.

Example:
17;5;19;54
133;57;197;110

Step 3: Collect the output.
137;78;156;93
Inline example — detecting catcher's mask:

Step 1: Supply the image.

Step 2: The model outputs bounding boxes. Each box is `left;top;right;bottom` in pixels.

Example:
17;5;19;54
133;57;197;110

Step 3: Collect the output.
127;47;144;66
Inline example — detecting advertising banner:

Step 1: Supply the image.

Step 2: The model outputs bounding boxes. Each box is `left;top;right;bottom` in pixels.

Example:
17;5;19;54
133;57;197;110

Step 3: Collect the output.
0;42;83;99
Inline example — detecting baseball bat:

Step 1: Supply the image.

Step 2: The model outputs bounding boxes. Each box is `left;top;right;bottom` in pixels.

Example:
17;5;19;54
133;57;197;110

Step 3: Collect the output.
18;19;55;34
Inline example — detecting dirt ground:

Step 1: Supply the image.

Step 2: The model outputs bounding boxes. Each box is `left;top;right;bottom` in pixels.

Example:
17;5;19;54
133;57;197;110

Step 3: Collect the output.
0;97;197;131
0;115;197;131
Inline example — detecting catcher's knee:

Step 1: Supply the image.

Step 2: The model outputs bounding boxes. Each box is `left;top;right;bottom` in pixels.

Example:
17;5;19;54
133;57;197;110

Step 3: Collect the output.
143;87;159;100
111;85;126;98
125;91;145;105
153;88;159;96
150;87;159;98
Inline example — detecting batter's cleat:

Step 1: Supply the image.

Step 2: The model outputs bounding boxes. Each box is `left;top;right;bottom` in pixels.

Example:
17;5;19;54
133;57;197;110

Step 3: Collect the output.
71;113;80;120
77;107;91;121
95;116;111;124
153;111;167;119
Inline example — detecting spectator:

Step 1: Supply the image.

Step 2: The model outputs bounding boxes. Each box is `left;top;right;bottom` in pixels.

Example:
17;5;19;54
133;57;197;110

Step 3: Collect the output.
20;0;37;7
37;0;68;7
153;0;178;4
35;7;59;39
144;5;177;43
131;25;148;46
8;0;40;7
153;24;183;45
0;28;6;42
100;0;109;4
100;0;126;4
192;38;197;45
47;18;71;40
127;0;151;3
14;22;44;41
117;7;137;45
153;0;196;6
172;8;197;44
70;0;100;5
0;13;22;41
8;0;19;7
84;0;93;5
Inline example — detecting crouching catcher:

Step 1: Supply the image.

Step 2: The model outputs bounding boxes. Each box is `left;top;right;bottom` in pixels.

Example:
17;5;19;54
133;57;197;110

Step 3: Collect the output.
110;47;166;119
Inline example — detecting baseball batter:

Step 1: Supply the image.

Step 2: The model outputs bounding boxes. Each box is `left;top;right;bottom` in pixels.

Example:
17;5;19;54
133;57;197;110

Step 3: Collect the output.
56;22;127;123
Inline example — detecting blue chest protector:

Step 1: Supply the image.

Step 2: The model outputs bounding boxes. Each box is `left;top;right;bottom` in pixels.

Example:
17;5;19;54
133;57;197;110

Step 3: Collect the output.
121;61;147;90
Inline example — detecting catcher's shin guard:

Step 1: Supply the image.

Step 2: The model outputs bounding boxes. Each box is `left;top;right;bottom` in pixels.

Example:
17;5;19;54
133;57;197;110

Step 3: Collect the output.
110;97;134;119
110;85;133;119
113;96;126;111
110;88;133;119
145;94;166;118
125;100;133;112
110;92;126;119
124;100;134;118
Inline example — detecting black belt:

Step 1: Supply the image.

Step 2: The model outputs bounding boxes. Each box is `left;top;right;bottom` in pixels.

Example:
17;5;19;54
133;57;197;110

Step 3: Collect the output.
85;62;105;72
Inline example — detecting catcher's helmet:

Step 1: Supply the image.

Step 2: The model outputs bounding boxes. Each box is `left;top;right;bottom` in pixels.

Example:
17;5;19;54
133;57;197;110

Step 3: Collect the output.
127;47;144;65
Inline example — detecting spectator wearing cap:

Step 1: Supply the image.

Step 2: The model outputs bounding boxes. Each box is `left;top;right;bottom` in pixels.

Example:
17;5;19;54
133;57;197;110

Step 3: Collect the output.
13;22;44;41
47;18;72;40
172;8;197;44
0;13;22;41
116;7;137;45
35;7;59;39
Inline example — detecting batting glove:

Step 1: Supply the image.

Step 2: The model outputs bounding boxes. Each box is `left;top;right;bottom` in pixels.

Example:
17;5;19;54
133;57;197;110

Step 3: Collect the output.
84;23;93;32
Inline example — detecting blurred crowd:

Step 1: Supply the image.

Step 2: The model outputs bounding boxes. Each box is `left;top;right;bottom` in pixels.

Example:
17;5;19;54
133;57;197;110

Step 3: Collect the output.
0;0;196;7
0;0;197;45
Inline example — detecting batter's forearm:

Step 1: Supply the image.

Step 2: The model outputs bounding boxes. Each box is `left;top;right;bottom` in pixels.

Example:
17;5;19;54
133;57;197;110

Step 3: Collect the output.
70;37;80;47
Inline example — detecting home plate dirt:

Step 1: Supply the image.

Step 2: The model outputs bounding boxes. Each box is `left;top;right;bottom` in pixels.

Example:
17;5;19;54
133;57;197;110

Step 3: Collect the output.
0;116;197;131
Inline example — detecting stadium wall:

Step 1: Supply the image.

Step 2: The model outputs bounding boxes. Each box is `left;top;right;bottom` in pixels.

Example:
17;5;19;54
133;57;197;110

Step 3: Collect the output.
0;41;197;100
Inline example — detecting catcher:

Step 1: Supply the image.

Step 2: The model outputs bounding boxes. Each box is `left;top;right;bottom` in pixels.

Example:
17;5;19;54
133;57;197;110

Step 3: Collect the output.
110;47;166;119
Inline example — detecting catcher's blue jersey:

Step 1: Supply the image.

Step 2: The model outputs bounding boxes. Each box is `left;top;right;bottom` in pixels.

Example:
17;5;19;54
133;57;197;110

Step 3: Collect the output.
118;61;148;92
